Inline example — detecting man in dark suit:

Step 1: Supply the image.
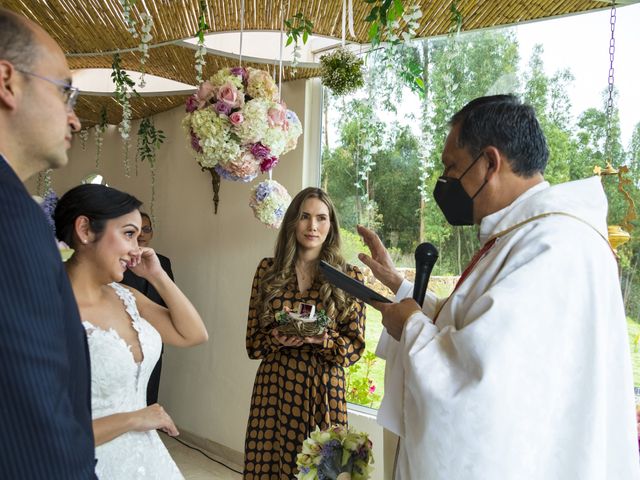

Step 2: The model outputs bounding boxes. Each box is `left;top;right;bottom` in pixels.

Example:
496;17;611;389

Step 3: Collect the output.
122;212;174;405
0;9;96;479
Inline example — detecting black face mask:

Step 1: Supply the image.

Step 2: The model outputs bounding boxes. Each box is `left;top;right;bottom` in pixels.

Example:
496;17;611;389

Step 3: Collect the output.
433;152;488;226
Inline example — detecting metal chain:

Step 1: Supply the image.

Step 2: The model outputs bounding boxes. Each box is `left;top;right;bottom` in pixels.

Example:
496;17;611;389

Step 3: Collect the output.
605;1;617;161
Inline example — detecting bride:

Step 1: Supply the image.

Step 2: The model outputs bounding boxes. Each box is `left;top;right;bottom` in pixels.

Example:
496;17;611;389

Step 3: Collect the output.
54;184;208;479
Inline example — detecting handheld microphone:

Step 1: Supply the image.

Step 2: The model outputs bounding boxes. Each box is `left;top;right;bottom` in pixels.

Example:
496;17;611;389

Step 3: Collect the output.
412;242;439;307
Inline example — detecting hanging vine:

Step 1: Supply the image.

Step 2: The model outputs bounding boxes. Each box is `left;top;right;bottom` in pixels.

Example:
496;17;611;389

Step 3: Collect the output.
137;118;166;220
194;0;209;84
78;128;90;151
118;0;138;38
94;106;108;170
138;13;154;88
366;0;424;96
111;53;137;176
285;12;314;74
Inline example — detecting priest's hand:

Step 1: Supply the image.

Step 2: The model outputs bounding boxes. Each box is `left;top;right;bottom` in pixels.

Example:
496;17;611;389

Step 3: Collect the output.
357;225;404;294
371;298;422;341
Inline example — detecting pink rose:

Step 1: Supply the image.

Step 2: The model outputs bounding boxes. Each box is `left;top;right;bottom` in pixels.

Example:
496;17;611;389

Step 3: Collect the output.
250;142;271;159
218;81;242;108
267;104;286;127
229;111;244;125
196;81;215;103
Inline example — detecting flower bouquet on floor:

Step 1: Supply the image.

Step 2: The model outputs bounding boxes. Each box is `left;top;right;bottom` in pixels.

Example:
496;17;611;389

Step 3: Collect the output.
275;303;330;337
296;425;373;480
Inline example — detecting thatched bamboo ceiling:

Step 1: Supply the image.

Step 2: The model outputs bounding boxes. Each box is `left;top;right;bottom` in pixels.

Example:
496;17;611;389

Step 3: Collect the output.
0;0;622;126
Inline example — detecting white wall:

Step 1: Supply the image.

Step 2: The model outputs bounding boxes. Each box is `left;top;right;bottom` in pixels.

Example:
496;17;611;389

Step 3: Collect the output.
32;77;388;477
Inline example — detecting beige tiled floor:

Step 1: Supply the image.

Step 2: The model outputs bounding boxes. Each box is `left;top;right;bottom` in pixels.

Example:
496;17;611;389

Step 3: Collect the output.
161;434;242;480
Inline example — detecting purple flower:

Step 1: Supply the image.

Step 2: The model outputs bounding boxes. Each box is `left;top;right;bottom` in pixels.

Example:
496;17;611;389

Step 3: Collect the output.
214;164;257;183
230;66;248;84
185;95;200;113
214;101;232;116
260;155;278;173
250;142;271;159
255;182;274;202
41;190;58;231
190;131;203;153
274;205;285;219
320;439;341;458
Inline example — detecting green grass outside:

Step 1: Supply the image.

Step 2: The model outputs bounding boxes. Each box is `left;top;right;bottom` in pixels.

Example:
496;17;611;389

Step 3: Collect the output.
627;317;640;387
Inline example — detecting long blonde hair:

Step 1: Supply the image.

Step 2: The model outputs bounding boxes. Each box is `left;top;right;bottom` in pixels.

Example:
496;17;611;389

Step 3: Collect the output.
260;187;353;326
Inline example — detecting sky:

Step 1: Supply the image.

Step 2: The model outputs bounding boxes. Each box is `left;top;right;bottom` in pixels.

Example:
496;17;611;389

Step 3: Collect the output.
515;3;640;146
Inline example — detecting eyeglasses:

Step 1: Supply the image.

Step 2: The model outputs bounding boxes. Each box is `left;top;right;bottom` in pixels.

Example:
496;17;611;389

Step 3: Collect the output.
16;69;80;111
141;226;153;234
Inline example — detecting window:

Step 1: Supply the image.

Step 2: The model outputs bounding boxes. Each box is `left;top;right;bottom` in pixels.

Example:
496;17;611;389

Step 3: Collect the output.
321;7;640;408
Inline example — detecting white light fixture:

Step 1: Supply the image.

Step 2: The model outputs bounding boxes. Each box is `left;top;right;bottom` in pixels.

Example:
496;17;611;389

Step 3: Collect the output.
178;30;360;68
72;68;197;96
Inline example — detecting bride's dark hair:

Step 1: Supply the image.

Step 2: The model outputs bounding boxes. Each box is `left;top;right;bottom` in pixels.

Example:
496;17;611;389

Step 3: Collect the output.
54;184;142;248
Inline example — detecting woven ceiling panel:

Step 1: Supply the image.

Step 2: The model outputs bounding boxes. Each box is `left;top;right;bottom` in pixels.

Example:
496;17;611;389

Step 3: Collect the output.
0;0;614;124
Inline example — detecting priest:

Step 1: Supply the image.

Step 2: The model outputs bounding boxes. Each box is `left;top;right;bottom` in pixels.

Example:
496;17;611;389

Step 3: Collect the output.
358;95;640;479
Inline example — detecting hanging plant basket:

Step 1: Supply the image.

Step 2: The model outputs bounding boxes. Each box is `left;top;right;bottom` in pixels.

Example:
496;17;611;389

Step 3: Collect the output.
319;48;365;96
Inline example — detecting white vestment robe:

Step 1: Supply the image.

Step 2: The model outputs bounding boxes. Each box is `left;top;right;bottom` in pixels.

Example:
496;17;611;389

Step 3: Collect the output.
377;178;640;479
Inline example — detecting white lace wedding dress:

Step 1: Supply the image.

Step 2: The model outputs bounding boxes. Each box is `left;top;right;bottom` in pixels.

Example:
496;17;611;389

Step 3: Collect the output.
83;283;183;479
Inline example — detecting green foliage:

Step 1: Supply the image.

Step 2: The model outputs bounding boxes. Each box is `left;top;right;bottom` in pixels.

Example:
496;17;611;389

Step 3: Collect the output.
345;351;381;407
364;0;404;47
136;117;166;167
110;53;136;103
285;12;313;47
196;0;209;40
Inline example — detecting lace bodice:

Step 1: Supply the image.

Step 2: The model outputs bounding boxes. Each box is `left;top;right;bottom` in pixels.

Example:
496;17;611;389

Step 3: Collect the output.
83;283;182;479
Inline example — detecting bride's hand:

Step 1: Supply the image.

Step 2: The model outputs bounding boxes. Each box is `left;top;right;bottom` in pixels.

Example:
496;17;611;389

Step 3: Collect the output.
127;247;164;280
131;404;179;436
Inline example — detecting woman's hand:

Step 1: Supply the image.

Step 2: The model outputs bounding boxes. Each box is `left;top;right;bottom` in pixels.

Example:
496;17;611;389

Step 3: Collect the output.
304;332;328;345
128;247;165;281
130;404;179;437
271;329;305;347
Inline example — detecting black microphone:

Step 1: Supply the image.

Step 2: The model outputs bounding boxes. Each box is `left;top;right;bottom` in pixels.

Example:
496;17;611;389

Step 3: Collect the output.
412;242;439;306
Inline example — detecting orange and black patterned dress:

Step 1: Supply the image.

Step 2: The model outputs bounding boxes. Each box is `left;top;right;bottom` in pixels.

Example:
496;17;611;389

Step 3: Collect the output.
243;258;366;480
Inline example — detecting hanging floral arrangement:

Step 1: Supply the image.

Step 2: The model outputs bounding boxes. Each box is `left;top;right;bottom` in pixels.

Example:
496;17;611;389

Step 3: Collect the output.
319;48;365;96
182;66;302;212
249;180;291;229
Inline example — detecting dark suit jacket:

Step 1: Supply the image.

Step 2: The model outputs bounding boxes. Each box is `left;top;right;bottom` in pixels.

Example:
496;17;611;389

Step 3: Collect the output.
121;254;174;307
0;156;96;479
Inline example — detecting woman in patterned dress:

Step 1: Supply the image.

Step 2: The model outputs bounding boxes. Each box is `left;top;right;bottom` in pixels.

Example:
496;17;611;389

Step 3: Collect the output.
243;187;366;479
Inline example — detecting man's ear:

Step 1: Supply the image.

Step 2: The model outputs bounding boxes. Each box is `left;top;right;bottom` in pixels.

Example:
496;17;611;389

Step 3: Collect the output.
483;146;503;181
74;215;96;245
0;61;19;110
